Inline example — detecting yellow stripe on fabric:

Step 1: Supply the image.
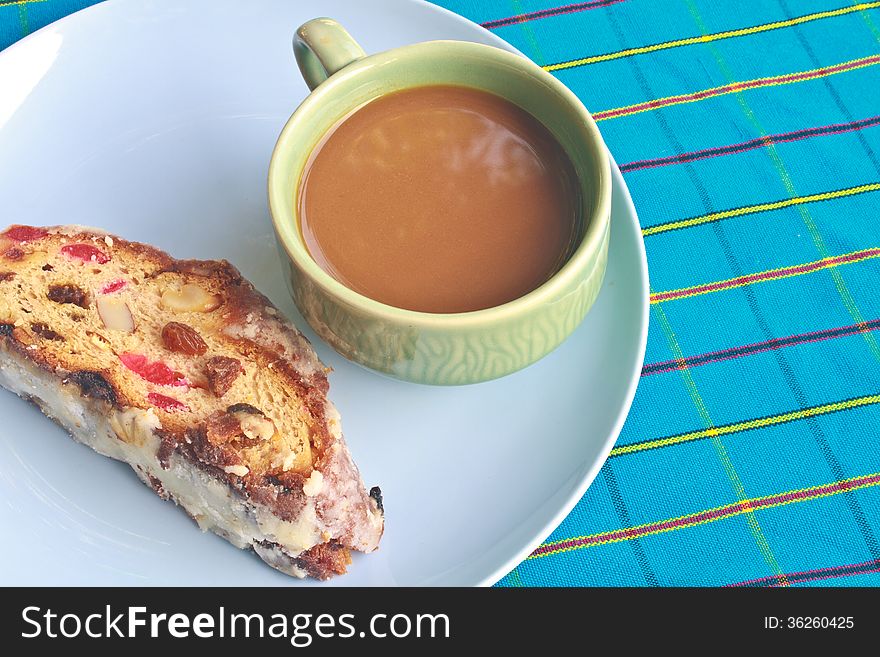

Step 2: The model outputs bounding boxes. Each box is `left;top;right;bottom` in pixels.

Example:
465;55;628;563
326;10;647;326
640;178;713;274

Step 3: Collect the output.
650;247;880;304
611;394;880;457
543;2;880;71
650;304;789;584
531;472;880;559
643;183;880;236
683;1;880;361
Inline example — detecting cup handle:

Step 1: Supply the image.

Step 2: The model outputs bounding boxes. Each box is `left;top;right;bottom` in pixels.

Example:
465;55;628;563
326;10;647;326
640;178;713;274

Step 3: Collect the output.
294;18;366;91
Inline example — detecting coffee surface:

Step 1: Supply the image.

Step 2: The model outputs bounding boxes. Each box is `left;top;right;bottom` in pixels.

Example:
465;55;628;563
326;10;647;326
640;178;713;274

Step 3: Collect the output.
299;85;579;314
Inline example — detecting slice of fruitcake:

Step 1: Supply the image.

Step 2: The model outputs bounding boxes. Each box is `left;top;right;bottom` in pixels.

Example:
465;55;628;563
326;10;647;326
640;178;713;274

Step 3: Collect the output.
0;224;383;579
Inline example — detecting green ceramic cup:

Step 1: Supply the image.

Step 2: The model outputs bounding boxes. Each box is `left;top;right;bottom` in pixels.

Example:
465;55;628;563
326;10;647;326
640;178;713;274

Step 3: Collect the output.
268;18;611;385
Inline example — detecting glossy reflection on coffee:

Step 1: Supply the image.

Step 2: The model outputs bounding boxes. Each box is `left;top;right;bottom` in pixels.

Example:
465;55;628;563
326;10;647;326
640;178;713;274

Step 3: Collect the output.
298;85;580;314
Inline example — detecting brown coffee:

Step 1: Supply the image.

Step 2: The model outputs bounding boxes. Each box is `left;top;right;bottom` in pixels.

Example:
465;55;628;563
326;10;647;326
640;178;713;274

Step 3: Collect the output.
298;85;580;314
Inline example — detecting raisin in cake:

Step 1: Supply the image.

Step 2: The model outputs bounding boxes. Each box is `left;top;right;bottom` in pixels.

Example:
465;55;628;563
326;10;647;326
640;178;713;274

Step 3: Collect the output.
0;224;384;579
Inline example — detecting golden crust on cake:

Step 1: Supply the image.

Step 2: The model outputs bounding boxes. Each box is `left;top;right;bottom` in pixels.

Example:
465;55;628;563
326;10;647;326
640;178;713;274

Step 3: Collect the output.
0;224;383;579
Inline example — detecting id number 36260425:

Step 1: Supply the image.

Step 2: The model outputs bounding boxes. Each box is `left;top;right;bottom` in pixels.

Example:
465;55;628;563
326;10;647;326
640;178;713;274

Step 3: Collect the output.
763;616;854;630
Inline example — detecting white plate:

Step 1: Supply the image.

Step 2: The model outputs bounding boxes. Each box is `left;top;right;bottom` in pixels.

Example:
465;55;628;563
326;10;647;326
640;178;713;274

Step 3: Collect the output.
0;0;648;586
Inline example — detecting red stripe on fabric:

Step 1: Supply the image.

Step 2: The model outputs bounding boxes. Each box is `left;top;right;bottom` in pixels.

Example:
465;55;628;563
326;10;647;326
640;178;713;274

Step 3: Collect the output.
531;474;880;557
481;0;626;29
726;559;880;587
782;567;880;585
620;115;880;173
530;503;745;555
651;249;880;303
593;55;880;121
642;319;880;376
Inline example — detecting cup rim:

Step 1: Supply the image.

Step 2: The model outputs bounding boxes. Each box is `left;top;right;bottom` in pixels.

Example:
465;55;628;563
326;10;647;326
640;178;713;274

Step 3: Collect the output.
268;39;611;328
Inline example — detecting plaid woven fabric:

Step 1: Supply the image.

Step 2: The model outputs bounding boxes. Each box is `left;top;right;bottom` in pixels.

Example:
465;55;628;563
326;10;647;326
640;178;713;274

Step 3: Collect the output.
4;0;880;587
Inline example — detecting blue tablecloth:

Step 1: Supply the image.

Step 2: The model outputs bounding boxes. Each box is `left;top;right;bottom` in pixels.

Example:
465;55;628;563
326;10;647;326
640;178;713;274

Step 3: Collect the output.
4;0;880;586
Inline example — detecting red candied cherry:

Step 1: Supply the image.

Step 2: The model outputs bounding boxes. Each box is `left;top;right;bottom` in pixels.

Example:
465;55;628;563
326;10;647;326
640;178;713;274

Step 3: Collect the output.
61;243;110;264
3;226;48;242
120;353;188;387
147;392;188;412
